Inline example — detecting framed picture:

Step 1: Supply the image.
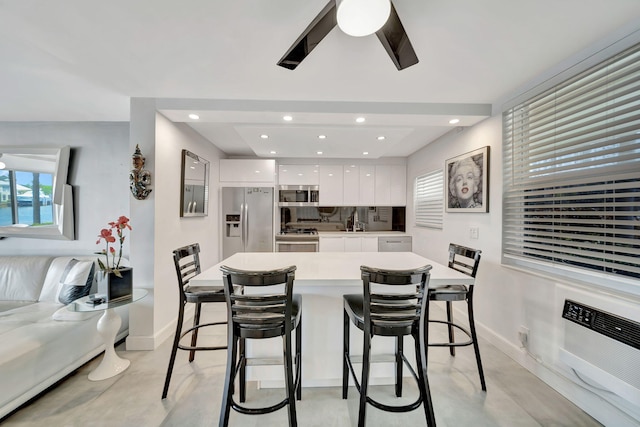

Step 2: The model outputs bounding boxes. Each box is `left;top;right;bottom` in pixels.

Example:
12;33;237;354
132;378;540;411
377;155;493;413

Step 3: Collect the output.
445;146;489;213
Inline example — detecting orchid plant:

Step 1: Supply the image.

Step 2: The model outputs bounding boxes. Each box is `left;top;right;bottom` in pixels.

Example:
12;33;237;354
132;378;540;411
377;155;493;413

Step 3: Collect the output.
96;216;132;277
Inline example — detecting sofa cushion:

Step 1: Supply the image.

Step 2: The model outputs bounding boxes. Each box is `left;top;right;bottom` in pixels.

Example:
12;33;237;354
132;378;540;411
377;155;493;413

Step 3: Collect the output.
39;257;100;302
57;259;95;305
0;256;53;302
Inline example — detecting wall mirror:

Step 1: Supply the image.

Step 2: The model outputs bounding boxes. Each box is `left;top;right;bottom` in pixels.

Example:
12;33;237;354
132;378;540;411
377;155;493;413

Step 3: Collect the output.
180;149;209;217
0;145;74;240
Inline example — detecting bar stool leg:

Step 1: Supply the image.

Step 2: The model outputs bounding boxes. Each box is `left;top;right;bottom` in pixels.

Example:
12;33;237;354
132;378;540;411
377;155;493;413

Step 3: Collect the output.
296;314;302;401
395;336;403;397
238;337;246;402
162;302;185;399
283;330;298;427
415;329;436;427
342;308;350;399
446;301;455;356
189;302;202;362
358;329;371;427
467;293;486;391
219;333;238;427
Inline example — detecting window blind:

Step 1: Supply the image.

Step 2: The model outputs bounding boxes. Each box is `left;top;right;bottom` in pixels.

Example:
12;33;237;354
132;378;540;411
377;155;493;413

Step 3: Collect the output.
503;42;640;283
414;169;443;229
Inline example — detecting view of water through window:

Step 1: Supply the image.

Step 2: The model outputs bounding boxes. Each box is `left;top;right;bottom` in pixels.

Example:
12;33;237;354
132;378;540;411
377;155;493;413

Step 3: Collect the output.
0;170;54;226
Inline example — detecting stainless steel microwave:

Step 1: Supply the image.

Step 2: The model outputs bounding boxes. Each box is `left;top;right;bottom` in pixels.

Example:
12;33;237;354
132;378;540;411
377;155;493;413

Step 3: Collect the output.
278;185;319;207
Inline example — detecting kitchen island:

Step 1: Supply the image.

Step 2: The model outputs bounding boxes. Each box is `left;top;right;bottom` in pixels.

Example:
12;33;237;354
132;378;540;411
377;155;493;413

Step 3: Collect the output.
191;252;473;387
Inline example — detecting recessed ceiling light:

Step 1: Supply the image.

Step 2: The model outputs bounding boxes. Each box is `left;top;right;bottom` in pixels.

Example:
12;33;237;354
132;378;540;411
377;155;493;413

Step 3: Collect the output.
0;162;5;169
449;118;460;124
356;117;366;123
377;136;385;140
363;151;369;155
283;115;293;121
317;151;323;155
270;151;276;154
318;135;326;139
298;173;303;176
188;114;200;120
255;170;260;174
260;134;269;139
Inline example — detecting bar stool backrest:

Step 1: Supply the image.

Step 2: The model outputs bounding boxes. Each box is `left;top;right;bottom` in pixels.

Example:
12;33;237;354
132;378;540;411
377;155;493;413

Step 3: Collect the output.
360;265;432;332
220;265;297;336
447;244;481;280
173;243;202;300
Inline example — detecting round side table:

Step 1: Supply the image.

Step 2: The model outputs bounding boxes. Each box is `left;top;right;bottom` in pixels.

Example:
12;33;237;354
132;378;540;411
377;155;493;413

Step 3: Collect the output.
68;289;147;381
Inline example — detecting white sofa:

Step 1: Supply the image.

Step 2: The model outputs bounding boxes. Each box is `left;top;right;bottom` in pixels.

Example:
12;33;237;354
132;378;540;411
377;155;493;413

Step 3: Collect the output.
0;256;129;419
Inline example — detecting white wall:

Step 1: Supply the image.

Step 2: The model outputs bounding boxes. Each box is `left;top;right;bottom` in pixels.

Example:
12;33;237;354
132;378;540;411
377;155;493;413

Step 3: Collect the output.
126;103;226;350
152;113;226;344
407;116;640;426
0;122;129;255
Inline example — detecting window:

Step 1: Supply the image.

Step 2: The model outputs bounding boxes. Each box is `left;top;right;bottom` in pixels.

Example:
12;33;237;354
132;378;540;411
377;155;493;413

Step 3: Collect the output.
503;42;640;290
0;169;54;227
414;169;443;229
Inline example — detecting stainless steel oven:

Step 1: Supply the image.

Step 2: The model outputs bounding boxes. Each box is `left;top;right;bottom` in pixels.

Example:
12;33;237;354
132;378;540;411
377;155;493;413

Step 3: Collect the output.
275;230;319;252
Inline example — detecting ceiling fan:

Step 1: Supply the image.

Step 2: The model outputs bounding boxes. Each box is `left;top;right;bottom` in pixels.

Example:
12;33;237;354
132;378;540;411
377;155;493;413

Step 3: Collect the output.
277;0;418;71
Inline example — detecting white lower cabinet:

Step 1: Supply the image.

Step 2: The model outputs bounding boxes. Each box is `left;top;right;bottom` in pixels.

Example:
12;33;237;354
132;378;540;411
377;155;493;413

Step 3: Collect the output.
319;236;345;252
361;236;378;252
320;235;379;252
343;236;361;252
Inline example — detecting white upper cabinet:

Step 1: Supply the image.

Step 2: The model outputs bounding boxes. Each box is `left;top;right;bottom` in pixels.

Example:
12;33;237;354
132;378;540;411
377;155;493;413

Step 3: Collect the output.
389;164;406;206
277;162;406;206
319;165;344;205
278;164;319;185
374;164;406;206
359;165;376;206
220;159;276;184
343;165;360;205
374;165;392;205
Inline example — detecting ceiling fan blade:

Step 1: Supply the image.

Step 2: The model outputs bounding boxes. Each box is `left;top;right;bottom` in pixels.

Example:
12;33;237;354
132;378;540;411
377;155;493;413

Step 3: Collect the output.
277;2;337;70
375;2;419;70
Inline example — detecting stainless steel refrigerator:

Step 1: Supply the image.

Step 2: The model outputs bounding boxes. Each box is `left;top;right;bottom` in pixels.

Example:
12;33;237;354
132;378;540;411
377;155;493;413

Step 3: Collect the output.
222;187;274;258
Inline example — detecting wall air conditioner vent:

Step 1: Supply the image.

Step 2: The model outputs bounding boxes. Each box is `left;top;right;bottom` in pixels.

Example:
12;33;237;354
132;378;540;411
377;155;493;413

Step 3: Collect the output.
562;299;640;350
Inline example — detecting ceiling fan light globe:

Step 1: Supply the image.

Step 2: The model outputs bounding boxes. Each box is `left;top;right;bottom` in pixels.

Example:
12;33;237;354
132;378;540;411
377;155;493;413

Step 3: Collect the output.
336;0;391;37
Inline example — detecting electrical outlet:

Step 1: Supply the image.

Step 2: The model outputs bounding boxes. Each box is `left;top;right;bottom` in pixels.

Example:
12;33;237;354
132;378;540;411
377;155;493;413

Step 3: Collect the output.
469;226;479;239
518;326;529;349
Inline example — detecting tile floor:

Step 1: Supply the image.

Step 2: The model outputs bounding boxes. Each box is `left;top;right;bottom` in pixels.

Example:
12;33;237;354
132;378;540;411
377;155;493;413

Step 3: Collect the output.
2;304;601;426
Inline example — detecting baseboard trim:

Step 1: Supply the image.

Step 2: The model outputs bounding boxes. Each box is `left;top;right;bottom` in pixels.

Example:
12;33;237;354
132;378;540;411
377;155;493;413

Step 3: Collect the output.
125;306;195;350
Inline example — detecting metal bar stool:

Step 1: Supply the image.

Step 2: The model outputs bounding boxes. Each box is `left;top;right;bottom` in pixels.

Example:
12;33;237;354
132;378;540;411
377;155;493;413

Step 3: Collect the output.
219;265;302;427
162;243;230;399
343;265;436;427
428;243;485;391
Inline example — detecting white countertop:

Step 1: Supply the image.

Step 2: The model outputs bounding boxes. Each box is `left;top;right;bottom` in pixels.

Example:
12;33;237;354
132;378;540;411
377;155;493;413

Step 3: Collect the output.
193;252;472;287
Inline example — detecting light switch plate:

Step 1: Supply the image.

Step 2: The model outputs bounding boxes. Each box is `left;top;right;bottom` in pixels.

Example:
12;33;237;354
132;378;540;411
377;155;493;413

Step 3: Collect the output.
469;227;479;239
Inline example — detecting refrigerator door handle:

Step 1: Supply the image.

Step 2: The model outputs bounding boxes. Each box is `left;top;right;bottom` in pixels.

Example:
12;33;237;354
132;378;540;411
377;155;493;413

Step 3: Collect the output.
244;202;249;246
240;202;246;248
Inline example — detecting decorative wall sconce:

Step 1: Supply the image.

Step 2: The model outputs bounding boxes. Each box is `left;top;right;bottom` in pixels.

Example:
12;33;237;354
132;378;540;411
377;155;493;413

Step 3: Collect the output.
129;145;152;200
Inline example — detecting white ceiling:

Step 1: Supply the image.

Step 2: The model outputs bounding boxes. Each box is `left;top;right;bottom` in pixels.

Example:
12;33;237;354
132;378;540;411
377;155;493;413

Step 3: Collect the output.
1;1;640;158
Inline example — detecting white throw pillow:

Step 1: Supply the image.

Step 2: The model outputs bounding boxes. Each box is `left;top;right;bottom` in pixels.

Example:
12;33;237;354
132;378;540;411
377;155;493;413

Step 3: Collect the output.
56;259;95;305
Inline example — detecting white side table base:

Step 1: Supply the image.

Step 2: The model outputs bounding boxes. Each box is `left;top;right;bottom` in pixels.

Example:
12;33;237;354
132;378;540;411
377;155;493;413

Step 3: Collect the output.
89;308;130;381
